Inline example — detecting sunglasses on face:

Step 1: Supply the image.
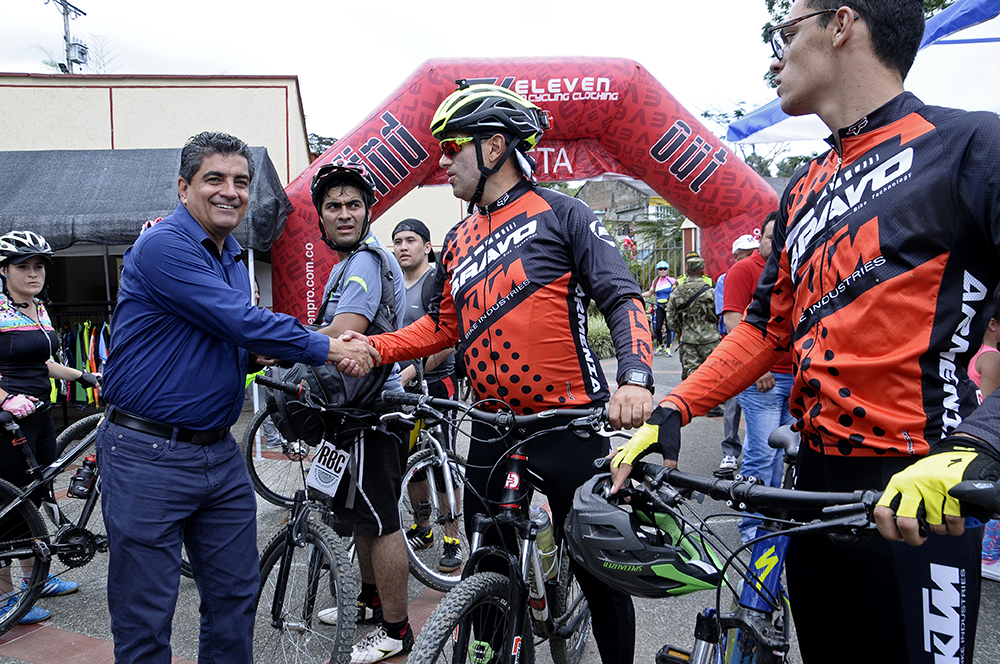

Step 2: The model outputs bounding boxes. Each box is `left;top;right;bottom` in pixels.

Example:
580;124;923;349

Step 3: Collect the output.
439;136;475;158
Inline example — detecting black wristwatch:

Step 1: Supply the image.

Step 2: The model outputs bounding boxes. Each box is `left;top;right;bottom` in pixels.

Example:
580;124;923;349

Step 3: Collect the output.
619;369;654;393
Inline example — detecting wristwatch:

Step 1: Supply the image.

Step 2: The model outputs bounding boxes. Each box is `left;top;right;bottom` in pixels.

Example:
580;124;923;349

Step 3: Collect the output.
619;369;654;393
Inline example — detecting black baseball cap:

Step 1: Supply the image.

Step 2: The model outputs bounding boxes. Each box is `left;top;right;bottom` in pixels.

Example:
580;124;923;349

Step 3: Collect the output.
392;218;435;263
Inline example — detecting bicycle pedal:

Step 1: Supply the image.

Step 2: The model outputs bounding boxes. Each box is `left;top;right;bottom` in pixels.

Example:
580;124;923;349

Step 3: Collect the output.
655;644;692;664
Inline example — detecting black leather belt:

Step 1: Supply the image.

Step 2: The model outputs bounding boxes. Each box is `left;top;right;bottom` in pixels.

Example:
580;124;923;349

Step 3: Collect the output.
108;409;230;445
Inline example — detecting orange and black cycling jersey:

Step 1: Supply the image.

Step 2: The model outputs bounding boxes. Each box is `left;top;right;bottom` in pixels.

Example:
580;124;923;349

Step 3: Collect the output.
371;179;652;414
665;92;1000;458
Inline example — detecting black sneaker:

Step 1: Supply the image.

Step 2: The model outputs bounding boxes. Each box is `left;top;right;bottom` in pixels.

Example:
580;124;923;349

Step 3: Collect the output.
439;537;463;573
406;524;433;550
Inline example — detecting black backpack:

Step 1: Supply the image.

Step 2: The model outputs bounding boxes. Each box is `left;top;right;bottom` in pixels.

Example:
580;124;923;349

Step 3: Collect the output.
268;242;399;446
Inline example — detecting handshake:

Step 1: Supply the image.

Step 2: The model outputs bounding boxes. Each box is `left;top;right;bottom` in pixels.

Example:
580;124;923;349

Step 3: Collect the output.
326;330;380;378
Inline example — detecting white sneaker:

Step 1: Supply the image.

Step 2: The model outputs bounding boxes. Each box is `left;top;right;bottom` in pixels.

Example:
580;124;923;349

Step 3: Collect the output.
983;560;1000;582
720;455;738;471
351;625;414;664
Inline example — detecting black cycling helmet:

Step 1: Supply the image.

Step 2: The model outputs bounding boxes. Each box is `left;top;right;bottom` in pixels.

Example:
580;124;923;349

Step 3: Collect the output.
431;82;551;210
310;160;378;253
0;231;54;266
564;474;724;598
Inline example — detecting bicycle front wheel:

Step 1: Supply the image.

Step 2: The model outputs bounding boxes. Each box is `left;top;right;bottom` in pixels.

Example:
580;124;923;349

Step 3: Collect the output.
399;447;467;592
409;572;534;664
0;478;51;636
242;407;313;508
549;554;591;664
253;520;357;664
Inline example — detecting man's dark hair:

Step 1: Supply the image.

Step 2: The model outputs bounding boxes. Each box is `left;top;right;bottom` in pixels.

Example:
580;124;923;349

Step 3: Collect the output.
760;211;778;234
807;0;925;79
179;132;256;184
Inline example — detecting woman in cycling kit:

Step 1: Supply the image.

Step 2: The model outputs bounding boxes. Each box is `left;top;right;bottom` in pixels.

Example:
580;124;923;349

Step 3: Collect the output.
0;231;101;625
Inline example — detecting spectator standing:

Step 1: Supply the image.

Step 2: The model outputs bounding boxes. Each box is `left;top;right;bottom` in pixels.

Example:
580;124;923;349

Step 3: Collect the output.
666;256;720;382
722;216;796;541
97;132;370;663
0;231;97;625
390;218;463;574
716;234;760;475
642;260;676;356
967;301;1000;581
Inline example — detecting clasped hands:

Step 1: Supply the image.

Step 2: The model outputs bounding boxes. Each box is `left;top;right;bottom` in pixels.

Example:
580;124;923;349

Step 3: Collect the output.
327;330;379;377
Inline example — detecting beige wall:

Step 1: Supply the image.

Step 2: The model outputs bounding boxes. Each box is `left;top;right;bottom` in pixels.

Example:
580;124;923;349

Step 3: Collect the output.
0;73;310;185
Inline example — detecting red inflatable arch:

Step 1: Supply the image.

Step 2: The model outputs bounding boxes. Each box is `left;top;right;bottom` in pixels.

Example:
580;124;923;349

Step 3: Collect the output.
275;57;779;321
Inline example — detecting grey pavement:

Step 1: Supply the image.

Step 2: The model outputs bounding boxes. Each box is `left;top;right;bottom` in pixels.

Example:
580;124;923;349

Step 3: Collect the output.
1;351;998;663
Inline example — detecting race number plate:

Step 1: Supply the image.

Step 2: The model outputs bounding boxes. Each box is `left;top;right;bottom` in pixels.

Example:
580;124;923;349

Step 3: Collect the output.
305;439;351;497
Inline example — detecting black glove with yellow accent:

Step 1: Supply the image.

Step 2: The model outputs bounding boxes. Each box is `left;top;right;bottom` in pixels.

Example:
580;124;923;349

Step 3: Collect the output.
612;406;682;467
877;437;1000;525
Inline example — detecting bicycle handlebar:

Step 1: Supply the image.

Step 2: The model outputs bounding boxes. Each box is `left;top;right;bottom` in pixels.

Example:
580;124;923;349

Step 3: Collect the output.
380;390;608;431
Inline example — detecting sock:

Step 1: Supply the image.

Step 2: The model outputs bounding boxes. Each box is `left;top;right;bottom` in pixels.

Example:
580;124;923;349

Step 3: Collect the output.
359;582;379;606
383;616;410;640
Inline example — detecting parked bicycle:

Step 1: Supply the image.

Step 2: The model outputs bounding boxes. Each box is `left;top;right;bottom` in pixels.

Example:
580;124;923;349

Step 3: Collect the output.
250;373;363;664
0;408;107;634
388;390;597;664
391;391;468;592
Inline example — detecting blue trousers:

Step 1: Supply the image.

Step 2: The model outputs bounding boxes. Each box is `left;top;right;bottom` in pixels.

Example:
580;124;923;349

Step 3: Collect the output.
97;416;259;664
736;371;795;541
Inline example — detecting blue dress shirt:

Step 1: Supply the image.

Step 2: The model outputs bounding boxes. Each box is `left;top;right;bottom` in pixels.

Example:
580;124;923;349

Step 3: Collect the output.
103;203;330;430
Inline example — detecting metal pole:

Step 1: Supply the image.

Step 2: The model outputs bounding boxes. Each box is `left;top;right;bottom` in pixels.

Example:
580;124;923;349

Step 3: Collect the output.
62;2;72;74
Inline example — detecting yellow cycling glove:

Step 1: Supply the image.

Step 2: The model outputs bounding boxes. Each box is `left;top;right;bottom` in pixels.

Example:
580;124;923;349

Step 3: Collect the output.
612;406;682;466
877;438;1000;524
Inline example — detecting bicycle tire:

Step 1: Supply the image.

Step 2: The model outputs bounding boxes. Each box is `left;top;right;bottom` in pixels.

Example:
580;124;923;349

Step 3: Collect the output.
242;407;312;508
399;448;467;592
409;571;536;664
548;554;591;664
0;478;51;636
253;519;356;664
54;413;103;458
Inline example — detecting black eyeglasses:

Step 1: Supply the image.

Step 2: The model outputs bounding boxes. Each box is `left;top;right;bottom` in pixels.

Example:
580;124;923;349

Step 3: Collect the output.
768;9;838;60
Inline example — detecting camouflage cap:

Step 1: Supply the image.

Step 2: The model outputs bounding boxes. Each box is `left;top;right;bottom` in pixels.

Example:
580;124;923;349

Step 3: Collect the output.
686;256;705;270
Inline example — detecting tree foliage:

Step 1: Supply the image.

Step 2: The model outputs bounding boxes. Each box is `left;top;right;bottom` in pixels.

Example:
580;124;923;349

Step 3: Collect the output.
308;134;337;159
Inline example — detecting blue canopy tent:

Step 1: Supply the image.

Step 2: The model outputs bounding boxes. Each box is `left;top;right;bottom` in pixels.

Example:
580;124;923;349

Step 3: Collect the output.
727;0;1000;143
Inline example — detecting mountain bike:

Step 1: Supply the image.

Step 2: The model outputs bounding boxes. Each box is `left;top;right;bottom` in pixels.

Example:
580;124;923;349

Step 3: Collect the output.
252;487;357;664
587;452;1000;664
387;391;597;664
0;408;108;634
389;389;469;592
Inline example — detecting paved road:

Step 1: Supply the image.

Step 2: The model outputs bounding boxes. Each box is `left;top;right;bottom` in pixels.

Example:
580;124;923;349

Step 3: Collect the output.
1;351;998;663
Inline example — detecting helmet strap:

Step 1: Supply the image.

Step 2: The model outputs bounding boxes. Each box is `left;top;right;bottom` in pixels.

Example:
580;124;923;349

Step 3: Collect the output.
468;134;523;214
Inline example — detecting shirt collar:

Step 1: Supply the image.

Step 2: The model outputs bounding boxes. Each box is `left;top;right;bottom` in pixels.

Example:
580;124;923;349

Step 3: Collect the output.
172;203;244;260
824;92;923;151
476;179;532;216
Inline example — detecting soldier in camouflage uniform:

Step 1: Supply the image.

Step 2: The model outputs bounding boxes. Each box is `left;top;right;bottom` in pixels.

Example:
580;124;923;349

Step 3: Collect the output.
666;256;721;380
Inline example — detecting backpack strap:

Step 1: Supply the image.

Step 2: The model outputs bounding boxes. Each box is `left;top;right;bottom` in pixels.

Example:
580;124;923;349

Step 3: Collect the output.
313;238;399;334
420;265;437;313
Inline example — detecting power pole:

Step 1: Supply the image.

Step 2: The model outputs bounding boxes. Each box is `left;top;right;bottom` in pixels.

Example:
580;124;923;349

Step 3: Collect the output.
46;0;87;73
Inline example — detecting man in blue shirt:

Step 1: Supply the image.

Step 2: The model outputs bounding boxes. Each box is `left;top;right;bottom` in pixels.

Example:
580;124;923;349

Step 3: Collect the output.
98;132;372;664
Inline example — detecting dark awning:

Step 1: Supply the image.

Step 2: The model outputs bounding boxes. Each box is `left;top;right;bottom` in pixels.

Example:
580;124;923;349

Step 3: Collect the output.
0;147;292;252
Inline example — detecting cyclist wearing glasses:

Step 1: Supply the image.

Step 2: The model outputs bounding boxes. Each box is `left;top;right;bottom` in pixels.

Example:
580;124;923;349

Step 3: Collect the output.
99;133;372;664
365;82;654;664
613;1;1000;661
